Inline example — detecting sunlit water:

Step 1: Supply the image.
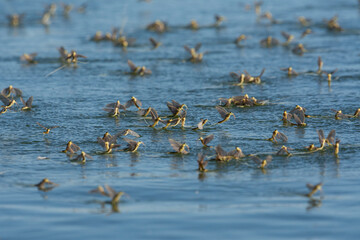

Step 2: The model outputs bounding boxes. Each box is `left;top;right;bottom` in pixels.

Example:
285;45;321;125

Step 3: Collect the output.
1;0;360;239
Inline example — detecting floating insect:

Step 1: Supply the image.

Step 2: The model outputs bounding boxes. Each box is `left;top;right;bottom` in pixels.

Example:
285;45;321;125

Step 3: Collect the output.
280;67;298;76
198;134;214;148
20;96;33;110
215;106;235;124
62;140;80;154
36;122;59;134
90;185;125;206
260;36;279;47
35;178;58;191
197;153;208;172
20;53;37;64
192;119;208;130
122;138;144;152
125;96;142;110
149;37;162;49
168;139;190;154
72;151;93;164
267;130;288;143
184;43;207;63
1;85;22;98
252;155;272;168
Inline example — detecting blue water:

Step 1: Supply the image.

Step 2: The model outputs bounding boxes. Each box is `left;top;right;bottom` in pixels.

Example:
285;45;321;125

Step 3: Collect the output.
1;0;360;239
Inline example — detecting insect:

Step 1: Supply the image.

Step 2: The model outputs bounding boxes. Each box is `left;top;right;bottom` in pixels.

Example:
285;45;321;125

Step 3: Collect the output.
187;20;199;30
184;43;207;63
325;16;342;31
97;137;121;154
292;43;307;55
20;96;33;110
215;106;235;124
334;139;340;155
281;31;295;45
20;53;37;64
280;67;298;76
276;146;292;156
35;178;58;191
146;20;168;33
167;100;187;117
36;122;59;134
127;60;152;76
252;155;272;168
149;37;162;49
122;138;144;152
62;141;81;154
243;69;265;84
125;96;142;110
1;85;22;98
72;151;93;164
7;13;25;27
90;185;125;205
103;100;126;117
192;119;208;130
215;145;244;161
331;109;352;120
168;139;190;154
230;72;245;86
198;134;214;148
298;16;311;26
234;34;247;45
197;153;208;172
267;130;288;143
0;95;17;109
301;28;313;38
148;108;162;128
260;36;279;48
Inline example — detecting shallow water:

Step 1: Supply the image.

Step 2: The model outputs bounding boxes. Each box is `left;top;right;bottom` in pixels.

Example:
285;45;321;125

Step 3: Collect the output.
1;0;360;239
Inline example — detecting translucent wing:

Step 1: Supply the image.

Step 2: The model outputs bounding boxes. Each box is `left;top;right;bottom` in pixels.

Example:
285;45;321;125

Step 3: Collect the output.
0;94;11;105
149;37;158;47
124;99;134;108
293;114;303;125
36;122;47;129
184;45;192;53
317;129;325;145
215;106;228;119
281;31;291;40
169;139;182;151
251;155;262;164
230;72;240;79
306;183;314;190
20;97;26;106
326;130;336;145
123;138;137;148
171;100;182;109
89;186;108;196
105;185;116;199
124;129;140;138
167;102;178;115
194;43;202;51
97;137;106;148
70;143;80;153
258;68;265;78
265;155;272;163
203;134;214;145
128;60;137;71
26;96;33;107
275;131;288;142
215;145;227;156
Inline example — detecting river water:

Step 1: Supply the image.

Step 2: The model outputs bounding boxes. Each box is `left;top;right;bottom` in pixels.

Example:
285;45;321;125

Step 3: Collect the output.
1;0;360;239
